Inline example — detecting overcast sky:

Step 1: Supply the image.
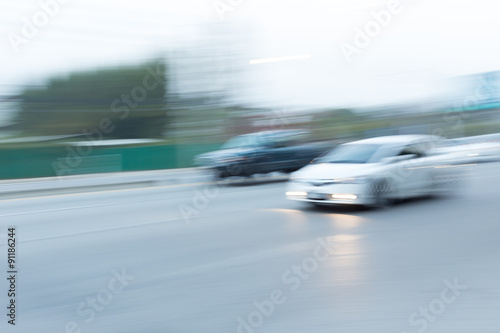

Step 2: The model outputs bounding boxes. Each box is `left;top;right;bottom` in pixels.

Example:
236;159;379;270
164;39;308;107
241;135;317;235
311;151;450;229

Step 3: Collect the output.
1;0;500;108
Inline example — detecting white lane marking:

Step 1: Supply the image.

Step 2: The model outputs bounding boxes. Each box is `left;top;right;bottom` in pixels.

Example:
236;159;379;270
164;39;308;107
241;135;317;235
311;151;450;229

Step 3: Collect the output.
20;218;179;243
0;175;288;203
0;202;122;217
18;205;257;243
0;178;287;217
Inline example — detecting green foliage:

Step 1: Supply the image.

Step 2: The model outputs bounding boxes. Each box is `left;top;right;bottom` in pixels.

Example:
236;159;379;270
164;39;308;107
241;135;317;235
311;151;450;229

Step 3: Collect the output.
16;59;168;139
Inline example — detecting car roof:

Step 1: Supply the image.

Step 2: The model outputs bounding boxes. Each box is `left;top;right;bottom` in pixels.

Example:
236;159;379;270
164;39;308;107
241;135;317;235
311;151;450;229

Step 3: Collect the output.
258;129;307;135
349;135;440;145
246;129;308;139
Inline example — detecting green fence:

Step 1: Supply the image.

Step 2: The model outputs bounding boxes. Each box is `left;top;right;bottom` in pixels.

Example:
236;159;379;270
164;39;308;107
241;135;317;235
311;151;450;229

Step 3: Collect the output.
0;143;222;180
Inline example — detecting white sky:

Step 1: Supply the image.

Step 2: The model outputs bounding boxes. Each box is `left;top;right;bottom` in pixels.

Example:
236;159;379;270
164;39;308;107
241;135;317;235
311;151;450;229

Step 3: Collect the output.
1;0;500;109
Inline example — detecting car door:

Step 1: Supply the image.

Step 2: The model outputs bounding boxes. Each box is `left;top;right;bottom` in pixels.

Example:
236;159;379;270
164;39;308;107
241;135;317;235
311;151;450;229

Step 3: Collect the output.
258;135;295;173
270;132;309;172
395;144;428;196
248;133;280;174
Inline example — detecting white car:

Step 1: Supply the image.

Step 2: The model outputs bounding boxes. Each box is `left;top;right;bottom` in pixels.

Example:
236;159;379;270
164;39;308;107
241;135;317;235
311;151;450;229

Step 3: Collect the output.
286;135;464;207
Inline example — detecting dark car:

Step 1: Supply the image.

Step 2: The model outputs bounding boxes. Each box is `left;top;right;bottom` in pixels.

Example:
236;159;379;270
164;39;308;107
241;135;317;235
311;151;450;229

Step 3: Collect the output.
195;130;330;179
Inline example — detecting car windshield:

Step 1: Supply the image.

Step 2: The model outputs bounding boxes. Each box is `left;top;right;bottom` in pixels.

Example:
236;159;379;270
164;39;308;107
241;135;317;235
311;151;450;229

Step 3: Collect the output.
221;134;261;149
317;144;383;164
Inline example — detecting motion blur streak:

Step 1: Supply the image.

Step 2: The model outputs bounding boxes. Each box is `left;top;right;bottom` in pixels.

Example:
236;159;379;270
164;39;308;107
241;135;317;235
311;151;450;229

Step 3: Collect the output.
249;54;312;65
0;163;498;332
1;0;500;332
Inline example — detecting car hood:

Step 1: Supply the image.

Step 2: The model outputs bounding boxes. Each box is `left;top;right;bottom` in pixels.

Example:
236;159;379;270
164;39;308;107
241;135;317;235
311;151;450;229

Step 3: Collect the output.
292;162;378;180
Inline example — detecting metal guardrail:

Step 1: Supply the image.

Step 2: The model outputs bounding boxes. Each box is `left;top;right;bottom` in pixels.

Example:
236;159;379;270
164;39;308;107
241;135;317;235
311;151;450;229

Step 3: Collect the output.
0;144;220;179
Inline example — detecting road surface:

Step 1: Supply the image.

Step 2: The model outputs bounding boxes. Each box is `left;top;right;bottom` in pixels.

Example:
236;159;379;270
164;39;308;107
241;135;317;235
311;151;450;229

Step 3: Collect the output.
0;163;499;333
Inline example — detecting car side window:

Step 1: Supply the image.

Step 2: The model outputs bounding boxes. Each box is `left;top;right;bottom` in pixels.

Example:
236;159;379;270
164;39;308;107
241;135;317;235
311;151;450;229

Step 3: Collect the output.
398;145;424;158
277;132;308;148
273;136;288;148
272;134;299;148
254;134;273;147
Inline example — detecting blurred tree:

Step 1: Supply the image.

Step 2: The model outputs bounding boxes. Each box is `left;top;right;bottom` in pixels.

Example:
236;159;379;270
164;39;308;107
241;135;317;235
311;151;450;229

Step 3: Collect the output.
15;59;168;139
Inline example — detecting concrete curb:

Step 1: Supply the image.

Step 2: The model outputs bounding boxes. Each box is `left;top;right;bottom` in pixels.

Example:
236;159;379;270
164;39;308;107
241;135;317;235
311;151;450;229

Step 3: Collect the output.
0;181;157;200
0;168;292;200
0;168;206;199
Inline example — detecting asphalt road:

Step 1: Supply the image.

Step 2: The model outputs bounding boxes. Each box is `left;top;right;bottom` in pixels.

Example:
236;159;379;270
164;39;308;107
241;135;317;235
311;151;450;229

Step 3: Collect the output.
0;163;499;333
